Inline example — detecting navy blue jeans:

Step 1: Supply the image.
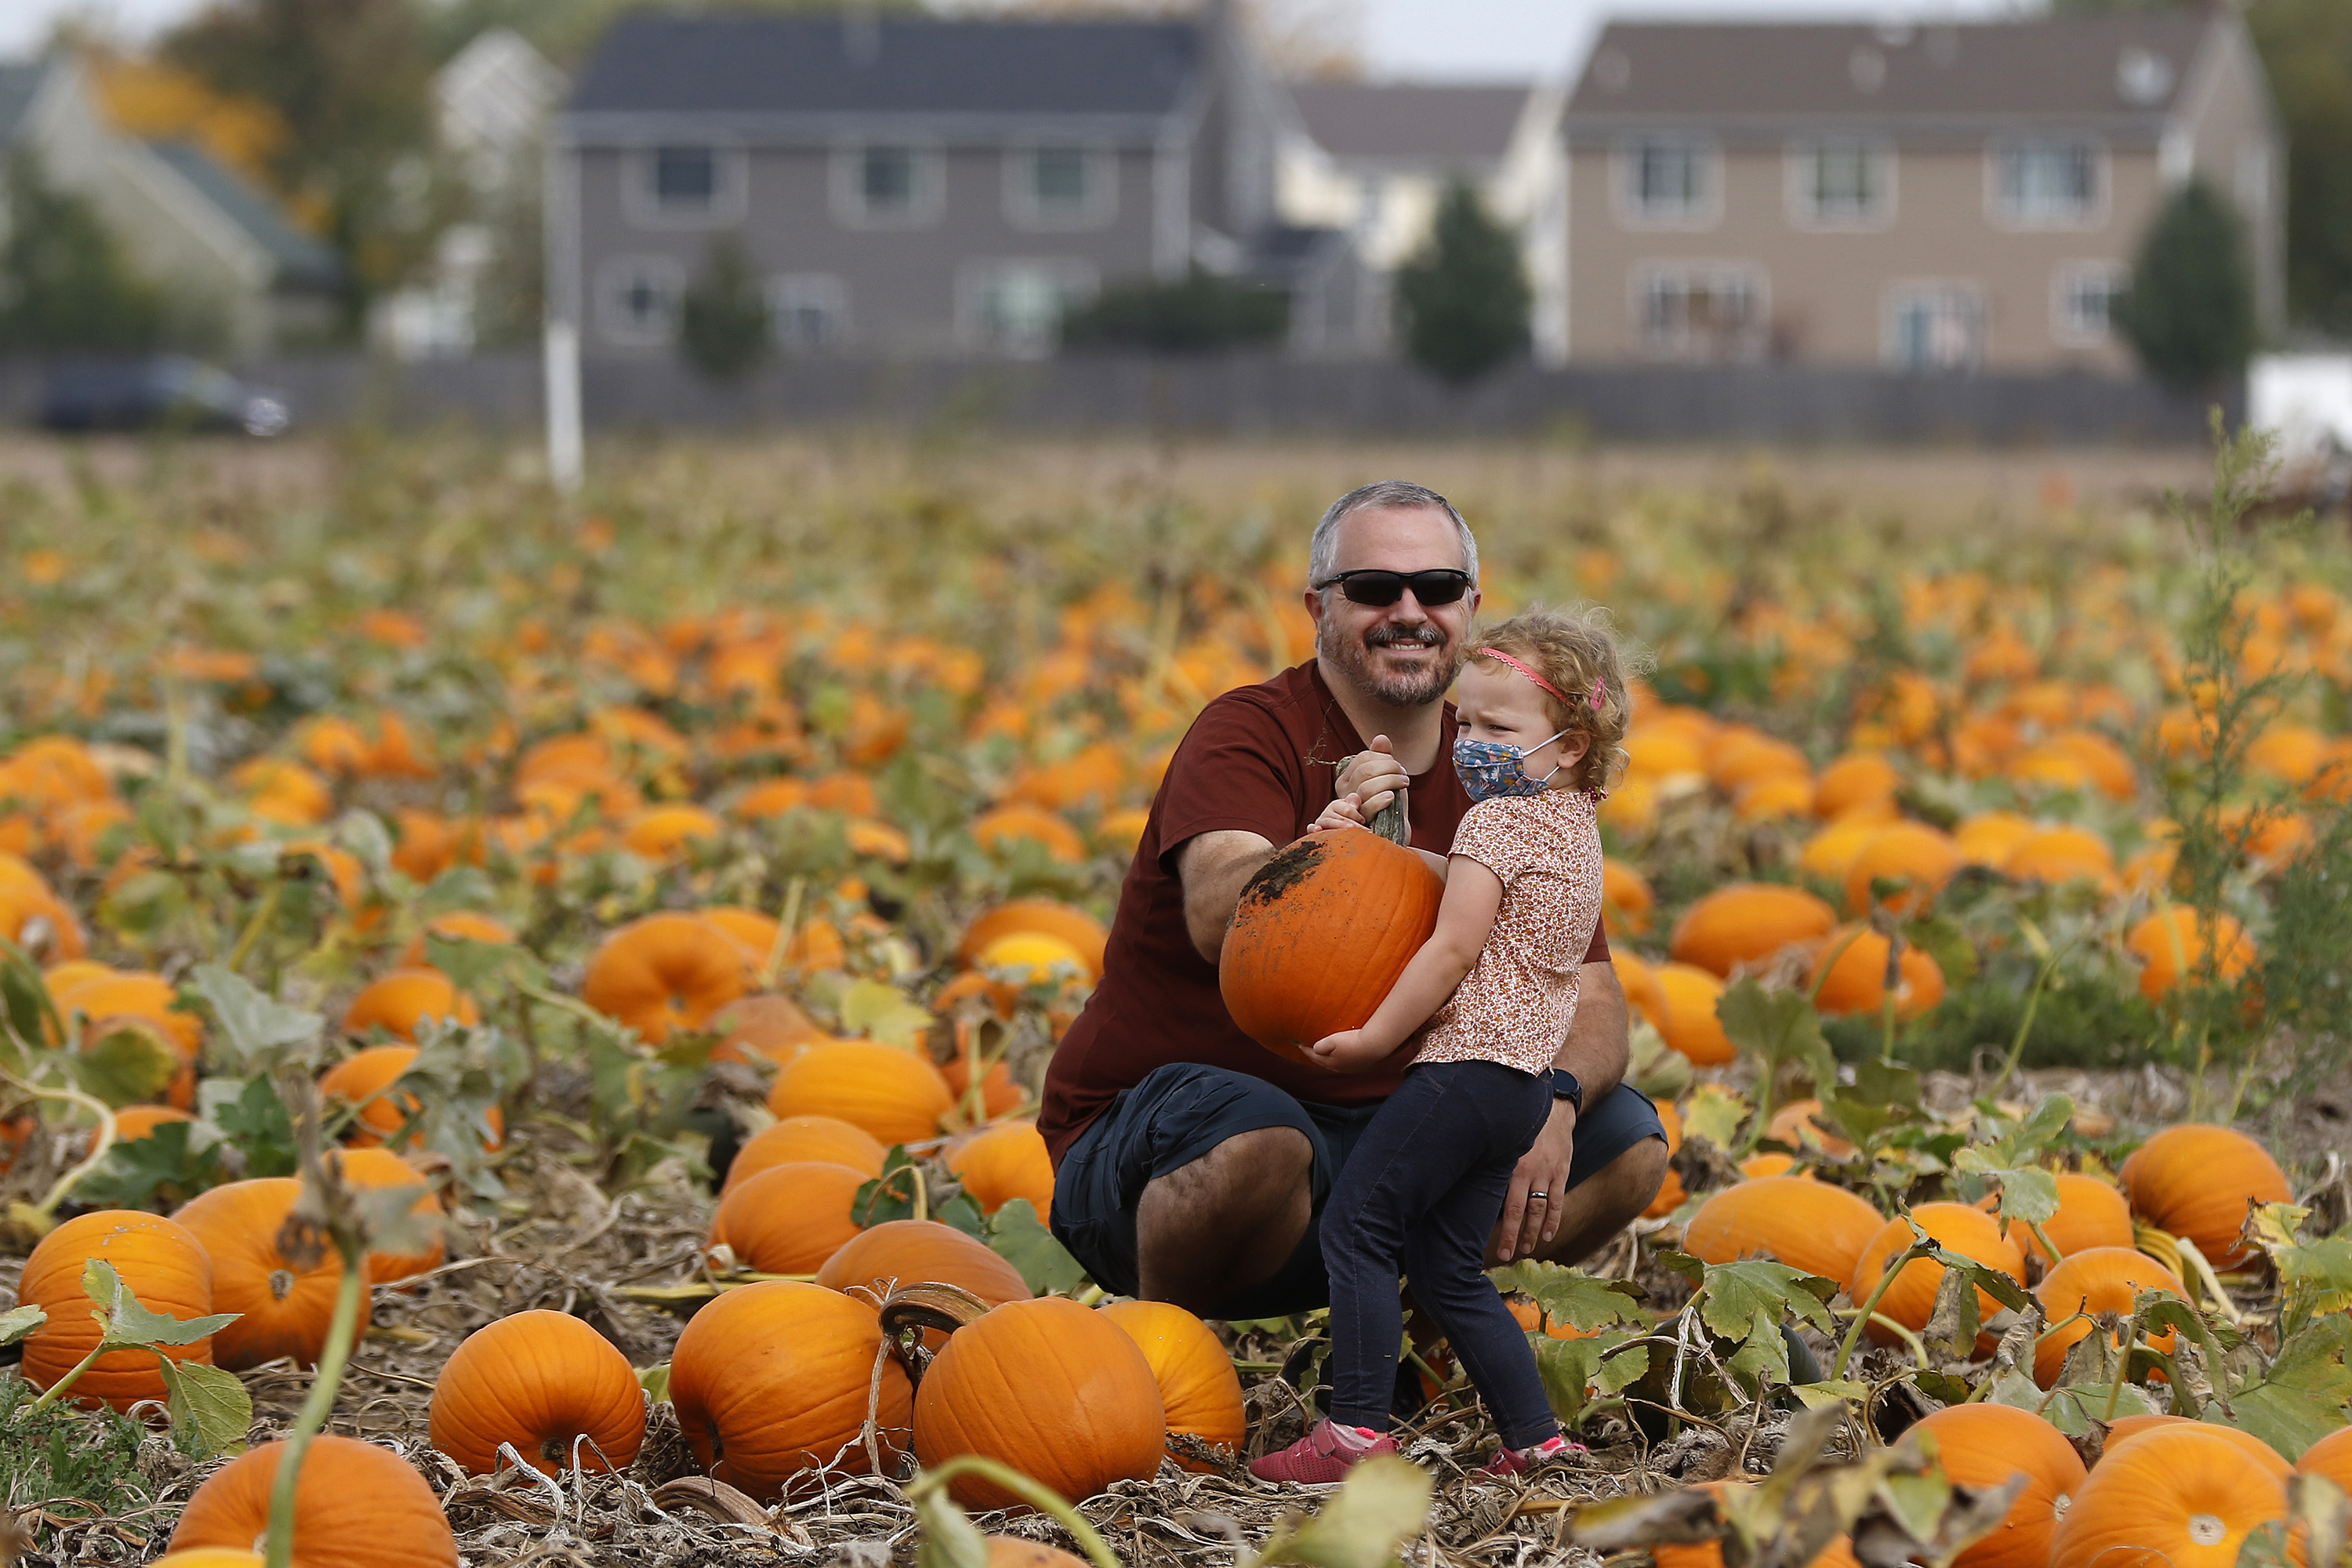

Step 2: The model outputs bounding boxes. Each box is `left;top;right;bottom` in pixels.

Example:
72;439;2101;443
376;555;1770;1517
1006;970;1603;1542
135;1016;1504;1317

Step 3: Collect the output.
1323;1059;1559;1447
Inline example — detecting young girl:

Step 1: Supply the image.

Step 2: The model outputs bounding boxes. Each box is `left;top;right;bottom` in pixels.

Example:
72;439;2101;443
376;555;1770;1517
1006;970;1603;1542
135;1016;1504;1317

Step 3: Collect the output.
1250;608;1627;1484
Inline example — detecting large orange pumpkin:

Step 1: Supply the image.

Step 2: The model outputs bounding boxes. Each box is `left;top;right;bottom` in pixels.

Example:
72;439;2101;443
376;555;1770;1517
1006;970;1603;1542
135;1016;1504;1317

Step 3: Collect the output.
1098;1299;1246;1470
707;1161;868;1273
329;1147;446;1283
167;1434;457;1568
2002;1172;2135;1265
341;967;478;1042
813;1219;1031;1309
710;993;829;1068
2049;1426;2285;1568
766;1040;953;1145
1646;963;1736;1065
2124;909;2255;1004
19;1209;216;1410
114;1104;197;1143
2031;1247;2187;1388
913;1295;1167;1510
1842;822;1965;916
429;1309;646;1474
668;1280;911;1497
2294;1424;2352;1490
1848;1203;2024;1345
957;900;1109;981
1682;1178;1886;1284
1218;829;1443;1065
150;1552;266;1568
172;1178;342;1370
580;912;746;1043
2118;1123;2289;1266
948;1120;1056;1220
1668;884;1838;978
1808;926;1947;1019
1905;1403;2088;1568
2102;1415;2289;1477
318;1044;503;1152
725;1115;887;1191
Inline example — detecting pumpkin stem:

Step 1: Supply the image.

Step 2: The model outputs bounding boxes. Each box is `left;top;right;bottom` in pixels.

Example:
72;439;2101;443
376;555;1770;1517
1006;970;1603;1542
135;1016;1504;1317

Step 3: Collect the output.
269;1269;295;1301
1369;789;1408;847
877;1282;993;1389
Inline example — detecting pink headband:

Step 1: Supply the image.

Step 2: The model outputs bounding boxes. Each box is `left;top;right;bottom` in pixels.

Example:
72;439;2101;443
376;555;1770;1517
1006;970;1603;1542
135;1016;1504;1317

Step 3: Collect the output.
1478;648;1605;710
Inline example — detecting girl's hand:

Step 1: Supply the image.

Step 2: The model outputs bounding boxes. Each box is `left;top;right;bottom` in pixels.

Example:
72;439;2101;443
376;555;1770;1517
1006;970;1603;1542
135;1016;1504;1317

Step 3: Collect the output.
1308;1029;1385;1070
1314;793;1368;833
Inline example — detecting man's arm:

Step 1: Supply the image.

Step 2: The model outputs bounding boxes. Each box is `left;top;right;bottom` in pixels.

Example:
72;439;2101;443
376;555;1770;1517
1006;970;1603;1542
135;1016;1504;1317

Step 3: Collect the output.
1490;961;1631;1262
1177;829;1277;963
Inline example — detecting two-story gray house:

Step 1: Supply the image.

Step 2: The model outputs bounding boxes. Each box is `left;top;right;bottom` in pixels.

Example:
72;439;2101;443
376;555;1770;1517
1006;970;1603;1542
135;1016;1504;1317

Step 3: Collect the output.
550;3;1290;361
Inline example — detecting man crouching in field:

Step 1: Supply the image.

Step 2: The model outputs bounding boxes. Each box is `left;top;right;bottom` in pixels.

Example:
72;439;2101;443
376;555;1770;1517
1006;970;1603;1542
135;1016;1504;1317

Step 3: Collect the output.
1036;480;1669;1319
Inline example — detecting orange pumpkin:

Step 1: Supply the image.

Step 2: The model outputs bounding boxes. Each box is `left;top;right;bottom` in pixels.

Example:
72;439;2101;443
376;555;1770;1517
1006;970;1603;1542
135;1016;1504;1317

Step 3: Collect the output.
1813;754;1900;819
2031;1247;2187;1388
2003;1172;2134;1265
2102;1415;2289;1477
53;969;202;1056
2003;826;2119;892
985;1542;1089;1568
167;1434;457;1568
1842;821;1965;916
2124;909;2255;1004
1808;925;1947;1020
914;1295;1167;1510
956;900;1109;981
150;1552;267;1568
948;1120;1056;1220
1601;858;1655;935
429;1309;646;1474
2294;1424;2352;1491
726;1115;888;1190
580;912;747;1043
709;993;829;1068
766;1040;953;1145
113;1104;196;1143
1218;829;1444;1065
172;1178;342;1370
329;1147;446;1283
971;804;1087;864
707;1161;868;1273
669;1280;911;1497
940;1053;1027;1120
1646;963;1736;1065
396;910;514;967
1098;1299;1246;1470
1848;1203;2024;1345
2118;1123;2289;1266
1682;1178;1886;1284
1905;1403;2088;1568
1668;884;1838;978
19;1210;216;1410
2049;1426;2285;1568
1766;1098;1855;1160
318;1044;504;1152
342;967;479;1041
1651;1484;1861;1568
814;1220;1031;1311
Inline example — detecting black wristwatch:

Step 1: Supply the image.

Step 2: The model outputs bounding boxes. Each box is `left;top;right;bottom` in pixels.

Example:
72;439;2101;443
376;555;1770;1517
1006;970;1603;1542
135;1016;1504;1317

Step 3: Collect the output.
1549;1068;1584;1114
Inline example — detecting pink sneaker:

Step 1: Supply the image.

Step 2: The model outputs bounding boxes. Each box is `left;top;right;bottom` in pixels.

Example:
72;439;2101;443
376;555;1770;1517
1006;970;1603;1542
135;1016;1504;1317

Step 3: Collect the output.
1249;1418;1399;1483
1477;1434;1584;1477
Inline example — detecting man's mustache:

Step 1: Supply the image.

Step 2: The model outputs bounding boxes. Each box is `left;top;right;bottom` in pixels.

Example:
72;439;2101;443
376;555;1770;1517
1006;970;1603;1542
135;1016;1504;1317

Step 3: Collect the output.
1365;623;1446;648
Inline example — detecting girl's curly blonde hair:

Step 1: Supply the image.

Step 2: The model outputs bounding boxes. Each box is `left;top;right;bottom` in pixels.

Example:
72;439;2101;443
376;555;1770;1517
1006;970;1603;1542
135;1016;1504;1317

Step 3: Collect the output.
1465;605;1634;794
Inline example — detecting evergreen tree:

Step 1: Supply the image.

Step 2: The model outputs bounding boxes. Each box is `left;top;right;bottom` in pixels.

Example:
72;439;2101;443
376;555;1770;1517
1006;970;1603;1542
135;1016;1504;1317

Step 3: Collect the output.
677;235;771;383
0;155;167;353
2116;181;2256;391
1392;180;1530;384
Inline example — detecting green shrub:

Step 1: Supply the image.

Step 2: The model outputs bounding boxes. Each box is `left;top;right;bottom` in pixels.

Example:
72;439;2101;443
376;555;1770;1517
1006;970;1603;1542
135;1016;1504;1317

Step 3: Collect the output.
1394;180;1530;384
1059;270;1289;354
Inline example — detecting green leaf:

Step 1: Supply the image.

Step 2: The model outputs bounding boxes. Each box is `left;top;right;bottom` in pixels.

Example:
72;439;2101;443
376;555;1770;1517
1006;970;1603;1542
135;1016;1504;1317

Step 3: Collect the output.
80;1258;239;1348
1921;1265;1983;1359
0;942;61;1049
913;1475;992;1568
423;933;517;997
72;1117;227;1210
69;1022;182;1108
1788;1380;1871;1409
935;1190;988;1239
1715;978;1835;1091
187;964;322;1072
1817;1060;1919;1152
1904;913;1979;986
0;1302;47;1345
1681;1083;1749;1152
855;1146;926;1227
416;865;498;913
205;1076;299;1178
637;1361;671;1403
1689;1258;1838;1342
840;981;935;1048
157;1356;251;1458
1532;1332;1648;1427
1951;1149;2061;1229
1254;1454;1433;1568
1487;1261;1646;1333
985;1199;1091;1297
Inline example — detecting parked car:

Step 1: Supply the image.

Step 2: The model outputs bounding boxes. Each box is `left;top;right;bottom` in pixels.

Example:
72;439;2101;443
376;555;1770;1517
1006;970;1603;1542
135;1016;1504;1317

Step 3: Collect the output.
42;357;291;437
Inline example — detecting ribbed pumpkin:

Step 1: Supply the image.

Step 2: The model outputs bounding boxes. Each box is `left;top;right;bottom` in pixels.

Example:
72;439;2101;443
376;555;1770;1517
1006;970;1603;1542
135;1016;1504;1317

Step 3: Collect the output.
813;1220;1031;1310
725;1114;887;1191
2294;1423;2352;1490
329;1147;445;1283
1842;821;1965;916
342;967;478;1042
2119;1123;2289;1266
669;1280;911;1496
429;1310;646;1474
915;1295;1167;1510
19;1210;216;1410
707;1161;867;1273
318;1044;504;1151
1682;1178;1886;1284
1646;963;1736;1065
766;1040;953;1145
2101;1415;2289;1478
1808;926;1947;1019
1905;1403;2088;1568
1218;829;1444;1065
580;911;746;1043
956;902;1109;981
948;1120;1056;1219
2031;1247;2187;1388
114;1104;197;1142
1098;1299;1245;1471
150;1552;266;1568
1848;1203;2024;1345
2004;1172;2135;1265
168;1435;457;1568
2049;1426;2285;1568
1668;884;1838;978
172;1178;342;1370
53;969;203;1055
710;993;829;1068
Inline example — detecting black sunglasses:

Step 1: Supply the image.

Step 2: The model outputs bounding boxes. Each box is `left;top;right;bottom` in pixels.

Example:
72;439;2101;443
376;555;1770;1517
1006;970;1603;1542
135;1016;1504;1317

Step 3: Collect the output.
1313;568;1473;608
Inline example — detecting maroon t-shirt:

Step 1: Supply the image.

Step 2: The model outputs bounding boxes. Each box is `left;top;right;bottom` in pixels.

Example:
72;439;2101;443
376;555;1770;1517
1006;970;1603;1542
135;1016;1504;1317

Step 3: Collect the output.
1036;660;1610;1164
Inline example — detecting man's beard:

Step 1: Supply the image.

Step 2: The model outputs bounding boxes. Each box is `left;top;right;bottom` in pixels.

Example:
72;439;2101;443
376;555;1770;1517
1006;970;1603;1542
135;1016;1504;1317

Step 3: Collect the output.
1319;619;1464;708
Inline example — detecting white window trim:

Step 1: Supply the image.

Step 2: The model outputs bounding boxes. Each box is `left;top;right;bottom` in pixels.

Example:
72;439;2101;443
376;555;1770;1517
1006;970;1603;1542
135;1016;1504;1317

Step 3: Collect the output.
593;253;686;345
829;140;946;230
2051;260;2126;348
766;272;849;351
1783;136;1897;232
1883;278;1987;371
1984;137;2109;233
1611;134;1722;232
1003;140;1117;232
1628;260;1769;361
955;257;1101;357
620;143;747;231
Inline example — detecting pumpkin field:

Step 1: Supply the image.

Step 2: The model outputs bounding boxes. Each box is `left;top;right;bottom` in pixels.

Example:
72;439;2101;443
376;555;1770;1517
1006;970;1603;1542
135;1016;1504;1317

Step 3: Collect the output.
0;426;2348;1568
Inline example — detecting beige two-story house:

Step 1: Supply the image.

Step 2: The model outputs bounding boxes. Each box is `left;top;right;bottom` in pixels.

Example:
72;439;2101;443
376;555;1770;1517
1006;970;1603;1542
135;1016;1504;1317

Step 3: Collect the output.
1559;12;2282;373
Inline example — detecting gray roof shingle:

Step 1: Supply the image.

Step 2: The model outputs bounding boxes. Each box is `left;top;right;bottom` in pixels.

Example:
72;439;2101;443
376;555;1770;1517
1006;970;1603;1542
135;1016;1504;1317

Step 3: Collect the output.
568;13;1201;124
145;140;341;291
1289;81;1529;165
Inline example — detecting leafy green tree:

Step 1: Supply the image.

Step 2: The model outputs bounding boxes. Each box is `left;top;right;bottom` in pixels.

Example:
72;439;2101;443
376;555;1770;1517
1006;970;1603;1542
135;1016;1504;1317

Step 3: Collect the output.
0;155;167;353
2116;181;2256;390
677;235;771;383
1392;180;1530;384
1059;270;1289;353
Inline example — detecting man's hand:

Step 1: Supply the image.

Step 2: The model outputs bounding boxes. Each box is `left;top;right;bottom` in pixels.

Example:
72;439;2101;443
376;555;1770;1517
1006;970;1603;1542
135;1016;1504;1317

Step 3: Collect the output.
1306;1028;1387;1071
1334;735;1410;822
1313;793;1369;833
1489;1099;1574;1263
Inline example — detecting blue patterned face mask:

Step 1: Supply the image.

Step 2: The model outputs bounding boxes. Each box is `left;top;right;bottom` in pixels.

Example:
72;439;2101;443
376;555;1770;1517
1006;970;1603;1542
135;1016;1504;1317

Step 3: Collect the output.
1454;728;1570;802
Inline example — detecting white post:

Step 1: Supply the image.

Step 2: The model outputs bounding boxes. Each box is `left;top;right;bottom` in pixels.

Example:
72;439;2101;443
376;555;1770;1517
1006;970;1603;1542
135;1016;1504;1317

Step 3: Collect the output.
544;318;583;494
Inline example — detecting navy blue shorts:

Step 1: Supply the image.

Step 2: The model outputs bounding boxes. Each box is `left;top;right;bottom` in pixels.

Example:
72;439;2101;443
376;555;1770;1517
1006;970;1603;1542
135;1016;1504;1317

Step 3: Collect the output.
1048;1063;1666;1319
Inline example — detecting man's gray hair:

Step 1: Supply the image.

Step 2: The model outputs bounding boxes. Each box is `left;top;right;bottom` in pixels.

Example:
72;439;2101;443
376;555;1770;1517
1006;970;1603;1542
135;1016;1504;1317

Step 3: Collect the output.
1307;481;1479;591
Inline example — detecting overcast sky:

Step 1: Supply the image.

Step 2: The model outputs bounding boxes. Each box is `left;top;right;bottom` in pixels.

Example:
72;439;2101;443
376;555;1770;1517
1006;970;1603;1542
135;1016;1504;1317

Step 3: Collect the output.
2;0;2036;81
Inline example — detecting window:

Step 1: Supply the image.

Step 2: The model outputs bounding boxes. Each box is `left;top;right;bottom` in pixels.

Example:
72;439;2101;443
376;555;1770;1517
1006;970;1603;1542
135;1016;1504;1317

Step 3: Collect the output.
1635;264;1766;361
768;274;847;352
1994;140;2101;227
623;146;742;228
1790;140;1892;227
653;147;715;209
1005;144;1113;230
863;147;915;212
832;143;942;228
2053;263;2125;347
1887;283;1984;372
1617;137;1715;226
595;256;684;344
959;260;1098;356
